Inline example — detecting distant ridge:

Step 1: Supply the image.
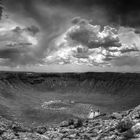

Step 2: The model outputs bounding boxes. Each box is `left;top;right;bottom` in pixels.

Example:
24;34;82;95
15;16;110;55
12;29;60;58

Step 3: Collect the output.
0;71;140;96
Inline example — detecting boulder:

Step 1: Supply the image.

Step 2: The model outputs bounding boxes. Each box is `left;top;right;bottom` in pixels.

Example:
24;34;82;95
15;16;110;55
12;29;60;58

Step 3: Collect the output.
73;119;83;128
60;119;83;128
11;123;31;133
129;105;140;120
33;126;47;134
131;123;140;134
110;112;123;119
60;121;70;127
116;117;134;132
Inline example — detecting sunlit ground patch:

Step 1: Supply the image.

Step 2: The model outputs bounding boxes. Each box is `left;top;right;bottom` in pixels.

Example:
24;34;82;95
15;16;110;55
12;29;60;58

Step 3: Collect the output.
41;100;75;111
41;100;100;119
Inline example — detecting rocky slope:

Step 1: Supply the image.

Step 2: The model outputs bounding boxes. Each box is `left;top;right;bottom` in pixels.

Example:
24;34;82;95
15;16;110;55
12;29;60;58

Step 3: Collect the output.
0;104;140;140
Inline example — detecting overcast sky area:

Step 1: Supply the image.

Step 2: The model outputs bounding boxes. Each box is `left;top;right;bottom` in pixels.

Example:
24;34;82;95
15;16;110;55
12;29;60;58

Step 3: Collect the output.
0;0;140;72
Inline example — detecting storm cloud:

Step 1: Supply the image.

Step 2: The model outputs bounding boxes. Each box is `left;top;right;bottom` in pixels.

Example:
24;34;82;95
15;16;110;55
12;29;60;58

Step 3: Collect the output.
1;0;75;66
4;0;140;27
0;0;140;70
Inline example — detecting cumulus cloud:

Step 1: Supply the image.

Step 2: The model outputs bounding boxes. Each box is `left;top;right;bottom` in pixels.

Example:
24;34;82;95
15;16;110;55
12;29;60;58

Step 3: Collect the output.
45;17;140;67
66;18;121;49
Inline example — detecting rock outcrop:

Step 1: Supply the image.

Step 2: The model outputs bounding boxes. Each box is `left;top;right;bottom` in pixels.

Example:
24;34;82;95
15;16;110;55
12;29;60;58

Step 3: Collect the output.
0;105;140;140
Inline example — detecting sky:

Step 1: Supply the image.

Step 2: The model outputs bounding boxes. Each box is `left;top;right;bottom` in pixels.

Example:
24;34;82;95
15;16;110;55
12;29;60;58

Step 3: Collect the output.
0;0;140;72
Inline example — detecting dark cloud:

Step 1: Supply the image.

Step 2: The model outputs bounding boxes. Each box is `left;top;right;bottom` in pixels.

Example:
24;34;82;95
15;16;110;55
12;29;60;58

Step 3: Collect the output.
101;53;117;62
66;20;121;49
49;0;140;27
135;28;140;34
71;17;89;25
0;46;43;67
103;57;113;61
72;47;91;59
47;0;140;27
107;48;119;53
120;48;139;54
25;25;40;35
3;0;140;27
12;25;40;36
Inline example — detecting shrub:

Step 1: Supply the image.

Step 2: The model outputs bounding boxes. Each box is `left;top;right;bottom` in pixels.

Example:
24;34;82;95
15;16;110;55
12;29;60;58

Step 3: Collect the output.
116;117;134;133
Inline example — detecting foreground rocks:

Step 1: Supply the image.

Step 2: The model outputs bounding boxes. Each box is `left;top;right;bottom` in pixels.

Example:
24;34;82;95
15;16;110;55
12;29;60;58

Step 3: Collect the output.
0;105;140;140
